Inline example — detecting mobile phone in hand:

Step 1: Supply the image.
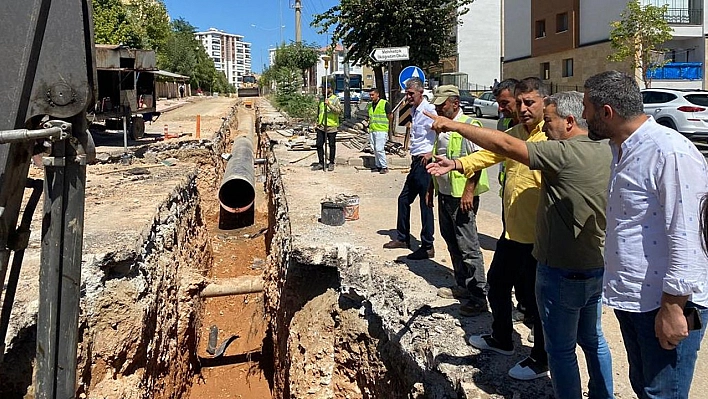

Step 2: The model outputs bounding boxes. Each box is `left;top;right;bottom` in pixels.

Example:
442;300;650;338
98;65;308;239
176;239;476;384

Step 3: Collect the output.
684;307;703;331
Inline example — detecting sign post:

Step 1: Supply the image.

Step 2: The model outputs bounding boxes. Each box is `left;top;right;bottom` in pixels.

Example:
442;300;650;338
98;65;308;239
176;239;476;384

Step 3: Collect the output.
369;47;410;101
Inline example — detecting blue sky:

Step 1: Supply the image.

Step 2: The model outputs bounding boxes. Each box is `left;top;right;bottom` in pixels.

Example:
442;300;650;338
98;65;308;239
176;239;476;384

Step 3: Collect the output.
162;0;339;72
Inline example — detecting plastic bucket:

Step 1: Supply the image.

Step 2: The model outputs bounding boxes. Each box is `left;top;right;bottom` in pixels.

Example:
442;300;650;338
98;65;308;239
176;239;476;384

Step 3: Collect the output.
343;195;360;221
320;201;345;226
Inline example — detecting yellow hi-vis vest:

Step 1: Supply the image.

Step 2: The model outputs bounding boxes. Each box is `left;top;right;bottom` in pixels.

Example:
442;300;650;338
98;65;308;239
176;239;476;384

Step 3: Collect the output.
367;99;389;132
433;114;490;197
318;95;340;128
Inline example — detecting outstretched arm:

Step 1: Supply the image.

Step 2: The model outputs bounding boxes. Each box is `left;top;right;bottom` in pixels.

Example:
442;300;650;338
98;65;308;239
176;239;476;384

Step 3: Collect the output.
424;111;530;166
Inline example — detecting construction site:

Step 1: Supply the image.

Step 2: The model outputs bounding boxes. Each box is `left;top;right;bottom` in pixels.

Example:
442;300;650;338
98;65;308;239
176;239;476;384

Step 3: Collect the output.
0;92;705;399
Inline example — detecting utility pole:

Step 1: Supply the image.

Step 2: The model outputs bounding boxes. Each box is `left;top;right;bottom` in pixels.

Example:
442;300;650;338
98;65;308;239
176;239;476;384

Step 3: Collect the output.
295;0;302;43
343;47;351;120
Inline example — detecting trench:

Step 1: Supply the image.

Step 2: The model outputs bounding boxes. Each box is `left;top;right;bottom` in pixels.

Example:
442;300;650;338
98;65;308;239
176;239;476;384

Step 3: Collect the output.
0;100;450;399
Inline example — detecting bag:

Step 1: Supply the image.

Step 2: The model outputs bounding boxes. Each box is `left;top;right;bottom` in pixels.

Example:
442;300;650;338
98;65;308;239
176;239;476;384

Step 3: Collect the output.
474;168;490;196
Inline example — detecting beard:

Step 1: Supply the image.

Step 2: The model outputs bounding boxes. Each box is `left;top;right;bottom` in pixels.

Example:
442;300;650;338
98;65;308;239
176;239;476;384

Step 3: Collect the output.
587;115;611;141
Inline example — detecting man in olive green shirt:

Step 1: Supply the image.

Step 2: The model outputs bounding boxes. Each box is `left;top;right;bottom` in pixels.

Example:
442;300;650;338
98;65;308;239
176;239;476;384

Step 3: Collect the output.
426;91;614;399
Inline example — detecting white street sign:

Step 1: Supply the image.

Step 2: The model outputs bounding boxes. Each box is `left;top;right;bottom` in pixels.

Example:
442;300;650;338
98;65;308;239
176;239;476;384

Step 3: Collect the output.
369;46;410;63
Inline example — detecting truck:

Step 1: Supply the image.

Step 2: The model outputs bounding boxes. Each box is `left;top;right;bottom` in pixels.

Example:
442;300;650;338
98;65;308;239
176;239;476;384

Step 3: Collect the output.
89;44;160;140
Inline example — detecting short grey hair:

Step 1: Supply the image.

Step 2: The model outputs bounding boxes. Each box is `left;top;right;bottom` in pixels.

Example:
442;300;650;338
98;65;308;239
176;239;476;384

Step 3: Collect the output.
584;70;644;119
544;91;588;130
406;77;424;92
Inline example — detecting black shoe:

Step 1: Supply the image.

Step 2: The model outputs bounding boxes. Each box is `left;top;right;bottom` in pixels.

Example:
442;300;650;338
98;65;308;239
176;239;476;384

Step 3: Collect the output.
327;163;335;171
312;163;324;171
459;297;489;317
407;247;434;260
379;168;389;174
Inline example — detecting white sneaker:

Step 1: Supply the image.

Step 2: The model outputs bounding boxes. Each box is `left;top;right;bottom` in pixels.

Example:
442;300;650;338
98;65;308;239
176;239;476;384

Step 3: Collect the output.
508;356;549;380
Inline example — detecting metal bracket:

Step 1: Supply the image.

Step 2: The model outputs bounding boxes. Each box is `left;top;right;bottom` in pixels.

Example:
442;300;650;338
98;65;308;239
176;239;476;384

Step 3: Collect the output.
0;120;70;144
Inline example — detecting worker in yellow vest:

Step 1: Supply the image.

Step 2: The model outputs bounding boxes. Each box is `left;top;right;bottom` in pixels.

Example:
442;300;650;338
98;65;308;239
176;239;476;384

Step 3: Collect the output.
427;85;490;317
367;87;392;174
314;86;342;171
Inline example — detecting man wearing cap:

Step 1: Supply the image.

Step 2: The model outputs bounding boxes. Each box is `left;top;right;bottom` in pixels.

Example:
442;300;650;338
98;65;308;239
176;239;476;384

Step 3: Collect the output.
314;86;342;171
367;87;392;174
428;85;489;316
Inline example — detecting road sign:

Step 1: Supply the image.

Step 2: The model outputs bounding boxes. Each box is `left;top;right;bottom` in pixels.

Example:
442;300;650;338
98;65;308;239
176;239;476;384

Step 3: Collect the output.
399;66;426;90
369;46;410;63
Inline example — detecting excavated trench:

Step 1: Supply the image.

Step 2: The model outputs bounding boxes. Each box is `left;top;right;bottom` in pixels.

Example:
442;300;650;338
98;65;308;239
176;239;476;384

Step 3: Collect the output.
0;102;443;399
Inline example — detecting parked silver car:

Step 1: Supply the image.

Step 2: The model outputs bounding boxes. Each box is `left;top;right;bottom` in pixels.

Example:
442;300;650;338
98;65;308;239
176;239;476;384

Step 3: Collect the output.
642;88;708;139
472;91;500;118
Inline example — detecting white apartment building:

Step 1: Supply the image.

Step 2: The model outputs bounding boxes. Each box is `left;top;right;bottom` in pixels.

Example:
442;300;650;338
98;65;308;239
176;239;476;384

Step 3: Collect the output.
195;28;252;88
503;0;708;90
457;0;502;90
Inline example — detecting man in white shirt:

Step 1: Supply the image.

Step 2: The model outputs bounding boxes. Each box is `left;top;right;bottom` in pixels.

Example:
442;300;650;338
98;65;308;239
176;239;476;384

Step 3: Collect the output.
584;70;708;398
383;77;437;260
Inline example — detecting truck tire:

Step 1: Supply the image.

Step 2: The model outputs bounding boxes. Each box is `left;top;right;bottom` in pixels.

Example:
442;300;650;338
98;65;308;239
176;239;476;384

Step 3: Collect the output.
130;116;145;140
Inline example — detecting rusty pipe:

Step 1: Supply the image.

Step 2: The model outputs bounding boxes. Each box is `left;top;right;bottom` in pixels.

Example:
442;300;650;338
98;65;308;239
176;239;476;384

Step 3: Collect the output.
219;135;255;213
201;276;264;298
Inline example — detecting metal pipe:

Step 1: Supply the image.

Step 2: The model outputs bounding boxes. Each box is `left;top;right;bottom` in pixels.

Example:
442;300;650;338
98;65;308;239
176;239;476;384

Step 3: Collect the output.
201;276;264;298
218;135;255;213
0;126;65;144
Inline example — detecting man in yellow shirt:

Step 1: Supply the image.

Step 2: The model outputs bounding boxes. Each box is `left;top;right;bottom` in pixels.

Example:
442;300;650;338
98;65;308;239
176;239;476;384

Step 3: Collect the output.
428;77;549;380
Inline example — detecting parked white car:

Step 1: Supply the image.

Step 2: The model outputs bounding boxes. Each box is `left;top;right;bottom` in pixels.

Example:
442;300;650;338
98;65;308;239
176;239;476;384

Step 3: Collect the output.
423;89;434;102
641;88;708;139
472;91;500;118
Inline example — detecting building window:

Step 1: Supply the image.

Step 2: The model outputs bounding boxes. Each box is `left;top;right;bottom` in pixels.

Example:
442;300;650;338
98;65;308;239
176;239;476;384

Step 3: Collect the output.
562;58;573;77
535;20;546;38
540;62;550;80
556;12;569;32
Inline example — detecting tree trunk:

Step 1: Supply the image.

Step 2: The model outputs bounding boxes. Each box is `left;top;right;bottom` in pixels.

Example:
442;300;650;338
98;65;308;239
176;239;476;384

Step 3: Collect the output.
374;66;386;100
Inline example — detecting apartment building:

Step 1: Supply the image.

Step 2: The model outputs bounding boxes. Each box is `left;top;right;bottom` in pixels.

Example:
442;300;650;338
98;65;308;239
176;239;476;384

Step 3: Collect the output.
195;28;252;89
503;0;707;90
457;0;502;90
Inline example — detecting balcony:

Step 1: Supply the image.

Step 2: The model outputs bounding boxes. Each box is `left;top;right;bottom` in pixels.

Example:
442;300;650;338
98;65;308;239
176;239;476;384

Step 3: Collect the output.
647;0;704;24
647;62;703;80
663;7;703;24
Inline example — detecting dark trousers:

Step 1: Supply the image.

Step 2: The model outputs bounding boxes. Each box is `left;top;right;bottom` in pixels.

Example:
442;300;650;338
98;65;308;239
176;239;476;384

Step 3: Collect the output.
438;194;486;299
396;156;434;249
487;236;546;363
316;129;337;165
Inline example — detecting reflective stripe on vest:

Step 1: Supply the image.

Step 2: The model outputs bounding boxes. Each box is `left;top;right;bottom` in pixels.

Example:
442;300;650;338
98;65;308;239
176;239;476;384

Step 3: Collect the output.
447;115;483;197
368;99;389;132
318;95;340;128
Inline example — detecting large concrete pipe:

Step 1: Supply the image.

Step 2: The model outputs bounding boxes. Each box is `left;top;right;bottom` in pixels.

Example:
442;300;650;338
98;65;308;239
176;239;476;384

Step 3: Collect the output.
201;276;264;298
219;135;256;213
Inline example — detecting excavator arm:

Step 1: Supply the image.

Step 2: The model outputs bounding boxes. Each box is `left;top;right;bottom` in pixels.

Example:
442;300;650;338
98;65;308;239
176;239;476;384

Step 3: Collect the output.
0;1;96;398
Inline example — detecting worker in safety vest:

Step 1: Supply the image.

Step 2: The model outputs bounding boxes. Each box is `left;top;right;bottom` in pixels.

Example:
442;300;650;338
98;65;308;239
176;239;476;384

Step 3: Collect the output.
314;86;342;171
427;85;490;317
367;87;392;174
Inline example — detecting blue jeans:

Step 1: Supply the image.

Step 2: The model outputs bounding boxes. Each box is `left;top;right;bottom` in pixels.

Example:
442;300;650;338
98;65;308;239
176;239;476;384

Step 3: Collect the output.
614;305;708;399
369;130;388;168
536;264;614;399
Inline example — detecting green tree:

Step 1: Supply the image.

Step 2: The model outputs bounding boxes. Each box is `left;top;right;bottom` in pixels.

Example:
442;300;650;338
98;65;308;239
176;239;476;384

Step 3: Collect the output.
92;0;142;47
125;0;171;51
608;0;673;88
313;0;473;99
260;42;320;121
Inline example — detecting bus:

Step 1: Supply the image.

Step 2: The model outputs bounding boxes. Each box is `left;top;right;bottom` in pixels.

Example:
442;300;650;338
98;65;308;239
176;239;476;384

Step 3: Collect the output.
322;71;363;103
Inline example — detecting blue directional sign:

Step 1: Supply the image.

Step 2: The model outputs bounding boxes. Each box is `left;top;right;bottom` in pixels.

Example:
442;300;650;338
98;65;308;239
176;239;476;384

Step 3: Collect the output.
399;66;426;90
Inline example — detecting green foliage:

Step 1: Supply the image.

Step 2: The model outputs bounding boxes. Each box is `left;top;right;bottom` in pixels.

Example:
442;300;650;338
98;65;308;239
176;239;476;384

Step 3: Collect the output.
260;43;320;121
312;0;473;68
608;0;673;88
274;42;320;71
125;0;171;51
92;0;142;47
